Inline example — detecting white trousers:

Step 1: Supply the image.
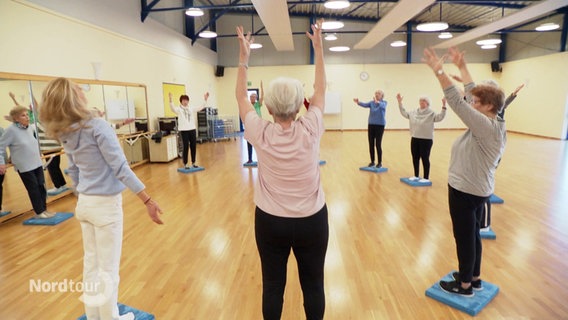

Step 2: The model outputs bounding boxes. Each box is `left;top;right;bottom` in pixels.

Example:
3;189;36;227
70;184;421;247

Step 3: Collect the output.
76;193;123;320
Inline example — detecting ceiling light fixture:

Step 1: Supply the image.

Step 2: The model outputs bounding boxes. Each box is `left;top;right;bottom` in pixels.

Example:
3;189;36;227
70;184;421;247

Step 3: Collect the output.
250;43;263;49
417;22;449;32
185;8;204;17
438;32;453;39
329;46;350;52
535;22;559;31
324;34;338;41
476;38;502;46
481;44;497;49
321;21;344;30
390;40;407;47
324;0;350;9
198;30;217;38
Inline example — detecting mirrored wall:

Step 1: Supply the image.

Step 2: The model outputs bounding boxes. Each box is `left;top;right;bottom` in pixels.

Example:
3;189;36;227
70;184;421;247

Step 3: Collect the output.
0;72;150;218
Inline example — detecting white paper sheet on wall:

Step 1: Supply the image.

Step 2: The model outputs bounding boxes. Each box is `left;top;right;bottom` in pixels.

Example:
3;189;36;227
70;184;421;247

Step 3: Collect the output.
105;99;135;119
324;91;341;114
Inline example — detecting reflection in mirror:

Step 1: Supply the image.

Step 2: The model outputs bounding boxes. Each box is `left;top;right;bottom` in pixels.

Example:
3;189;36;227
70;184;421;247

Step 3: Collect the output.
0;79;35;217
103;85;132;135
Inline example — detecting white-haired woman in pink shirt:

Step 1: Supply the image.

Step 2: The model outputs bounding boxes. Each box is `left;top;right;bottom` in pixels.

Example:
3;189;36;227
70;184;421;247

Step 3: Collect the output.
235;21;328;320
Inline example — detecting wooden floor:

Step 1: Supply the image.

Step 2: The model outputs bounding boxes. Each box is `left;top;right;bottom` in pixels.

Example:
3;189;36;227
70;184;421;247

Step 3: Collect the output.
0;130;567;320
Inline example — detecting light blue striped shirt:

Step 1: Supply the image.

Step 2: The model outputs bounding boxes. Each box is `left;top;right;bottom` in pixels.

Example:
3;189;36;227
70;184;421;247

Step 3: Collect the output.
60;118;144;195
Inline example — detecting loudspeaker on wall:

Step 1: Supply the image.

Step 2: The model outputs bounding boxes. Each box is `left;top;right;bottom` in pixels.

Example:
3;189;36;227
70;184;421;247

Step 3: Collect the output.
215;65;225;77
491;61;502;72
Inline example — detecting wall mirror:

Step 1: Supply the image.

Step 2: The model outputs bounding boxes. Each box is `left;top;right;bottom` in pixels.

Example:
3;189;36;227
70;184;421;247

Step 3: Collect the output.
0;72;150;221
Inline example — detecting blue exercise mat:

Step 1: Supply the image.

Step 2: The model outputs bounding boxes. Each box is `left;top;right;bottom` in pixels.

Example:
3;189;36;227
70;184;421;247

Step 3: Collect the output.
480;226;496;240
177;166;205;173
0;211;11;218
78;303;155;320
23;212;74;226
489;194;504;204
425;271;499;316
359;166;388;173
243;161;258;167
319;160;326;166
47;186;70;196
400;177;432;187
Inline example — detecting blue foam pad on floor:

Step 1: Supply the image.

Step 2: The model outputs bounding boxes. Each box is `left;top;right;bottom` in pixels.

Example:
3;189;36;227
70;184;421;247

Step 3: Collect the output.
489;194;504;204
0;211;11;218
480;227;496;240
177;166;205;173
359;166;388;173
47;186;70;196
400;177;432;187
243;161;258;167
319;160;327;166
425;271;499;316
77;303;155;320
23;212;74;225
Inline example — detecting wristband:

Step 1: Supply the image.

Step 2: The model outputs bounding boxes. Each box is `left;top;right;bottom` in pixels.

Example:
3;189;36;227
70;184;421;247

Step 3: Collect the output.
144;197;152;205
239;62;248;69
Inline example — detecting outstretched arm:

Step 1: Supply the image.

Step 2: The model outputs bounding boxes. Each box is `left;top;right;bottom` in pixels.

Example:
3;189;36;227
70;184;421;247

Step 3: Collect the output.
195;92;209;112
305;20;325;112
235;26;255;122
8;92;22;107
396;93;409;119
448;47;473;86
259;81;264;106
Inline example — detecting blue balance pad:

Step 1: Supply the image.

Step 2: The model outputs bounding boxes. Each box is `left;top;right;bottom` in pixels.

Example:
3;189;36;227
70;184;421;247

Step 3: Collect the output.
425;271;499;316
400;177;432;187
177;166;205;173
489;194;504;204
359;166;388;173
243;161;258;167
47;186;70;196
480;226;496;240
0;211;11;218
23;212;74;226
78;303;155;320
319;160;327;166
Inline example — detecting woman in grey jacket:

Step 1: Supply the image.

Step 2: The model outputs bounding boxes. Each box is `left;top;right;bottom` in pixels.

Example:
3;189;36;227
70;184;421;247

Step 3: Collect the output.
397;94;446;182
423;47;506;297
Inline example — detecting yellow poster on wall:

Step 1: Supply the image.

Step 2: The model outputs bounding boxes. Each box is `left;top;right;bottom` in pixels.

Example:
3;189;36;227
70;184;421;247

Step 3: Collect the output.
162;83;186;117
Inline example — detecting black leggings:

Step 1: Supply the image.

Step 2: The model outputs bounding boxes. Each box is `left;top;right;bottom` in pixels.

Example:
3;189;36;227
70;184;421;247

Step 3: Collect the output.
479;199;492;228
255;205;329;320
410;137;433;179
46;155;66;188
247;141;254;162
18;166;47;215
448;185;489;283
180;130;197;165
0;173;4;209
368;124;385;165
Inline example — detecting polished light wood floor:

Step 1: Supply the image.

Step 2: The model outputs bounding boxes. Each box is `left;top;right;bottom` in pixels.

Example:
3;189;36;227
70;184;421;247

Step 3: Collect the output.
0;131;567;320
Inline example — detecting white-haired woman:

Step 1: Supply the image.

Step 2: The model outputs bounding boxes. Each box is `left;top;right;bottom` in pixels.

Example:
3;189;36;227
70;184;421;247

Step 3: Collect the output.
396;94;447;182
39;77;163;320
235;21;328;320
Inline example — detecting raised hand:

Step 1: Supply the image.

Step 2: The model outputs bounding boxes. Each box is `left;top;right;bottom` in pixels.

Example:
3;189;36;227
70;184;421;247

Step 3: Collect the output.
236;26;253;65
422;47;446;72
396;93;403;104
306;19;323;49
448;47;466;69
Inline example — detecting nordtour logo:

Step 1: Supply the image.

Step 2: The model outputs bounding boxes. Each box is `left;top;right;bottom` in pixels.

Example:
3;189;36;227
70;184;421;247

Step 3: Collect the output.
29;271;114;307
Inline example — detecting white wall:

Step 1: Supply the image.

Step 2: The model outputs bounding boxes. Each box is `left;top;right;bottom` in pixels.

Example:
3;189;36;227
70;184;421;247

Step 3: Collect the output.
0;0;220;130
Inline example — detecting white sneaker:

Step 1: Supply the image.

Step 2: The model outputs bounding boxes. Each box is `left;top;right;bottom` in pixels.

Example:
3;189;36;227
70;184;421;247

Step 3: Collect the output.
480;227;491;232
119;312;135;320
418;178;430;183
47;187;58;194
36;211;56;219
409;177;419;181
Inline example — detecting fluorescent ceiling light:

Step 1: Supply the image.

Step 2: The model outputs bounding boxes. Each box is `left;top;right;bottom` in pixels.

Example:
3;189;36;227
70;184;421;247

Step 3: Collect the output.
322;21;344;30
438;32;453;39
198;30;217;38
476;38;502;45
185;8;204;17
416;22;449;32
250;43;263;49
481;44;497;49
324;0;350;9
535;22;559;31
329;46;350;52
324;34;338;41
390;40;407;47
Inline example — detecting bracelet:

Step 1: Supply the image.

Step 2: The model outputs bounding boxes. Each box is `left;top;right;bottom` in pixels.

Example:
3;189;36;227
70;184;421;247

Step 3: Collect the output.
239;62;248;69
144;197;152;205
